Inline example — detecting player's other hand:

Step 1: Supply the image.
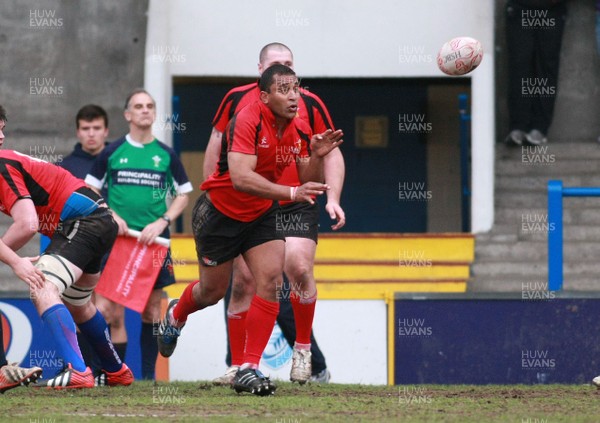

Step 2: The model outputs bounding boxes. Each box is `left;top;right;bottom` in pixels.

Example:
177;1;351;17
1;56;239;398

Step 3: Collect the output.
13;256;45;290
310;129;344;158
294;182;330;204
325;201;346;230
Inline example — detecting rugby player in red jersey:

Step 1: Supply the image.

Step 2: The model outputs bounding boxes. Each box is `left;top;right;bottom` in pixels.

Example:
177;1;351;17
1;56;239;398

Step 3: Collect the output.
206;43;344;386
0;146;130;389
158;64;343;395
0;106;43;393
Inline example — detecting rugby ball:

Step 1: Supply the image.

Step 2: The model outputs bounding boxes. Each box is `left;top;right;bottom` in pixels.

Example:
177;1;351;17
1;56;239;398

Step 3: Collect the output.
437;37;483;76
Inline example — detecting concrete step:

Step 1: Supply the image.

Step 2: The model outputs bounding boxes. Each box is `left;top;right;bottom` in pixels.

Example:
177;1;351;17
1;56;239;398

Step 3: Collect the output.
495;191;600;209
479;225;600;242
497;142;600;160
475;241;600;261
495;207;600;225
476;229;519;243
471;260;600;277
475;142;600;292
496;175;600;192
496;158;600;177
471;261;547;277
469;274;600;292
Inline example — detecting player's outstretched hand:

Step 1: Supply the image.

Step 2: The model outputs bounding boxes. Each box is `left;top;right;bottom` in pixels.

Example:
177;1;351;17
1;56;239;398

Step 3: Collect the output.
294;182;330;204
325;201;346;230
13;256;45;290
310;129;344;158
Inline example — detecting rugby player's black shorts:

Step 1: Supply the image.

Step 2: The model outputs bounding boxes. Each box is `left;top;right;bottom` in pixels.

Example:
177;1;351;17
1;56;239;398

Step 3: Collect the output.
46;208;118;275
192;193;285;267
277;201;319;243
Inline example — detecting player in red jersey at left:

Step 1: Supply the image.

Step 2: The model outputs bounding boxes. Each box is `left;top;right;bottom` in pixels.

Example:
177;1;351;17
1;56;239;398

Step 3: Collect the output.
158;64;343;395
0;146;131;389
0;106;43;393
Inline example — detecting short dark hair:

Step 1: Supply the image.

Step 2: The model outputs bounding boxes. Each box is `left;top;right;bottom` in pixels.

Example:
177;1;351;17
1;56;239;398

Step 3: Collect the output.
0;105;7;123
76;104;108;128
259;64;296;92
124;88;154;110
259;42;293;64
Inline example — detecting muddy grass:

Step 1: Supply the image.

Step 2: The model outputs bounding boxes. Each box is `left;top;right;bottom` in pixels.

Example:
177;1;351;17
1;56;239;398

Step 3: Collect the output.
3;382;600;422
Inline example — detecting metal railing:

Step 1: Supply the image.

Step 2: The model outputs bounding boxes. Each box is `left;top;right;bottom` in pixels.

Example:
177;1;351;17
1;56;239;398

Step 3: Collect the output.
547;180;600;290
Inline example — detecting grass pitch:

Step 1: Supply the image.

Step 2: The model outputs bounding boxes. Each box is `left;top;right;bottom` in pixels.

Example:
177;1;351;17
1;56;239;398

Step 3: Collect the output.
3;381;600;422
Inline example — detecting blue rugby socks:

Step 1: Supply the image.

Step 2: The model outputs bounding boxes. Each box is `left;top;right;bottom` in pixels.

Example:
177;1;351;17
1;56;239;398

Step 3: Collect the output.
78;309;122;373
41;304;86;372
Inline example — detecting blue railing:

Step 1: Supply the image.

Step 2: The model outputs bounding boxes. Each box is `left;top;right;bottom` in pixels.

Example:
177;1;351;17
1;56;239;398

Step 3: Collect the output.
547;180;600;290
459;93;471;233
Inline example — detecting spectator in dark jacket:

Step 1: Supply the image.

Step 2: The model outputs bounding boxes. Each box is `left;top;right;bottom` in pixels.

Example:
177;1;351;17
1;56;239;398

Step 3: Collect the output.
60;104;109;179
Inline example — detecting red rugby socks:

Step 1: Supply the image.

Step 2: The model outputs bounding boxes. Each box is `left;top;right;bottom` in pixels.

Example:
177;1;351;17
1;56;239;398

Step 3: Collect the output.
242;295;280;366
227;310;248;367
172;280;201;325
291;291;317;346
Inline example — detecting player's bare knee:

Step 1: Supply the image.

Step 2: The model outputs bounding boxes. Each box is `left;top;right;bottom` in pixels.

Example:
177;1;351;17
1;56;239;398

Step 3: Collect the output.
200;282;228;306
231;279;254;302
30;282;60;307
109;309;126;330
285;258;313;283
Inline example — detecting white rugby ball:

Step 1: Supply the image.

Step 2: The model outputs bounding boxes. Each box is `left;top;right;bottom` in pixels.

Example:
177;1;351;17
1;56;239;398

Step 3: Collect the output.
437;37;483;76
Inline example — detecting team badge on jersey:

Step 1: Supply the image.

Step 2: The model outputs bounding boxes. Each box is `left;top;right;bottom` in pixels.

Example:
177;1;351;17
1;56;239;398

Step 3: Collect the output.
258;136;270;149
152;155;162;167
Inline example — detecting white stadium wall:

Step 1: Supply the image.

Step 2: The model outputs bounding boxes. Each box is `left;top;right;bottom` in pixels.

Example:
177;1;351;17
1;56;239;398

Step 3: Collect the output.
145;0;495;233
169;299;388;384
